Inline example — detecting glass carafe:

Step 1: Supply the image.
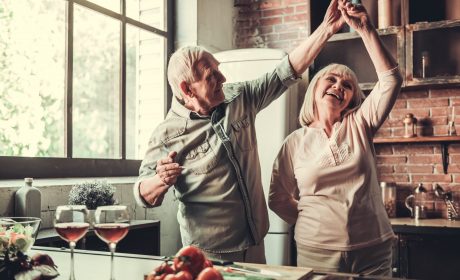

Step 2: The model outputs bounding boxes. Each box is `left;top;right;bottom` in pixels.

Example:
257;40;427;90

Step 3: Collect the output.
405;183;428;219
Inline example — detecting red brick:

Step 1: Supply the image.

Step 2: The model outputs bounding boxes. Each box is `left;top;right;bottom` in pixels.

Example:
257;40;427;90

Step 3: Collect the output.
284;13;308;23
452;98;460;106
375;128;392;138
448;144;460;153
435;164;460;174
431;107;449;117
433;126;449;135
378;174;410;183
375;145;393;155
390;108;430;119
393;145;434;155
259;0;283;10
392;127;406;137
407;154;442;164
267;41;290;50
376;155;407;164
395;165;433;173
262;7;293;17
263;33;279;41
412;174;452;183
279;31;299;40
274;22;307;32
295;4;308;13
451;155;460;163
259;25;274;34
260;17;282;25
393;99;407;109
429;116;448;125
407;98;449;108
399;89;429;99
377;165;394;174
430;88;460;97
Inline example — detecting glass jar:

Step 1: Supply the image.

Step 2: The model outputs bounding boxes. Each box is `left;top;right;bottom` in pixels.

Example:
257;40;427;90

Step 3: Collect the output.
403;113;417;138
381;182;397;218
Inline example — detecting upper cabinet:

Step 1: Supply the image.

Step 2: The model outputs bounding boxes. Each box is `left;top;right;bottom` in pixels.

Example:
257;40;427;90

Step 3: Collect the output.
309;0;460;89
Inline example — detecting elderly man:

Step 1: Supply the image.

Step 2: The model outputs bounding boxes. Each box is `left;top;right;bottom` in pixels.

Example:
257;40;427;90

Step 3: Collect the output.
134;0;346;263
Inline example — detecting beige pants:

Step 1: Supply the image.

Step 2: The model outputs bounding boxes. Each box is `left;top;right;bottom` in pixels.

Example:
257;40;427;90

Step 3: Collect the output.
297;238;394;276
203;240;266;264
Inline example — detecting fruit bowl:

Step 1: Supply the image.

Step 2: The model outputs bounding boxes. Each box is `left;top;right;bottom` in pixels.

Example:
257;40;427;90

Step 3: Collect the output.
0;217;41;259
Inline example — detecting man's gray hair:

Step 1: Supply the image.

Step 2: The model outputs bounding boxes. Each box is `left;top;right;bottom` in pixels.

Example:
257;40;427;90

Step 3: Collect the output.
299;63;366;126
167;46;212;102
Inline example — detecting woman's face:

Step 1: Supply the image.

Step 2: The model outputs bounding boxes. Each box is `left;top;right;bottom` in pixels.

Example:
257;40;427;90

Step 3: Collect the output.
314;71;355;115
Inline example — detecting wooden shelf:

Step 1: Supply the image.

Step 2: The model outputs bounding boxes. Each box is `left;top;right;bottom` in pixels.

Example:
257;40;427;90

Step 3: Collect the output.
374;135;460;144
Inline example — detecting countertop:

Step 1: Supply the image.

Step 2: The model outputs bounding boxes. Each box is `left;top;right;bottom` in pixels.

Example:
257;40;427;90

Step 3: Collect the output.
390;217;460;235
28;247;406;280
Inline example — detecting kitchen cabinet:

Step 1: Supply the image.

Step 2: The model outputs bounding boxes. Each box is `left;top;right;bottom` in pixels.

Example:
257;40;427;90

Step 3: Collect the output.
391;218;460;280
308;0;460;89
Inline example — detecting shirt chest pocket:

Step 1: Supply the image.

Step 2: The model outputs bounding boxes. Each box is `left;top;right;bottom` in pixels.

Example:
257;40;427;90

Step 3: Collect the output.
231;114;256;152
184;139;218;174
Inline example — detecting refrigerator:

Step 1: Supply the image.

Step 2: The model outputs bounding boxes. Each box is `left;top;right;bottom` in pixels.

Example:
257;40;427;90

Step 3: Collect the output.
213;48;301;265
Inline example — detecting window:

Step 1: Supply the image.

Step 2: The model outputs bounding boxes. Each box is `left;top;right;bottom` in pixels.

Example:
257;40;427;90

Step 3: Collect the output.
0;0;173;178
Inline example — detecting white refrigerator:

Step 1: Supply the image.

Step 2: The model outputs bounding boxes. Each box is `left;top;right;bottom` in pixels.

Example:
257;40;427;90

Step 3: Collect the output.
213;48;301;265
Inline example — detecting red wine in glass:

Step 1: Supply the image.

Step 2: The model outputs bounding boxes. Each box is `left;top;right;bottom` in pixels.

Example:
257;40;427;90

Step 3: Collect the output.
94;223;129;244
55;222;89;242
54;205;89;280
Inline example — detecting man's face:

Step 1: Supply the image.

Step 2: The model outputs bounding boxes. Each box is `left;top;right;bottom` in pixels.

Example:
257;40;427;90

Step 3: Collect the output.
314;71;355;115
188;55;226;114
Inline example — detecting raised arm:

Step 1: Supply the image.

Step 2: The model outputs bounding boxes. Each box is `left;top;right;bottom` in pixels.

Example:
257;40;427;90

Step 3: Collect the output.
288;0;345;75
339;0;398;72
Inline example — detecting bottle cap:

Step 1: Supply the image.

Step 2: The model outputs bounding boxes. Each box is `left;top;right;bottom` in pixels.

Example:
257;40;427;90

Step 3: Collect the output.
24;178;34;184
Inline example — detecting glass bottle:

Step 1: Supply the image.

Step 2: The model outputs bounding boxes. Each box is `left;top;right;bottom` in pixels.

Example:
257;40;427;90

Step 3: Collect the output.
381;182;397;218
15;178;42;218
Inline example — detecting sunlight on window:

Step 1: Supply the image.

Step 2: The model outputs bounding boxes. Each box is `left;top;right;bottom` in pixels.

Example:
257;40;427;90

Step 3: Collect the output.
73;5;121;159
127;0;166;31
0;0;66;157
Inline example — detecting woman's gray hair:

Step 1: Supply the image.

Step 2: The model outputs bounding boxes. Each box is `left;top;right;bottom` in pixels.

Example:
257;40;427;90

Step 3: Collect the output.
299;63;365;126
167;46;213;102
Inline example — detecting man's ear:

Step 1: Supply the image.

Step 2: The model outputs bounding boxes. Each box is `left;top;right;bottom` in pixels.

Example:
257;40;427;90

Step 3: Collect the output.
180;81;192;97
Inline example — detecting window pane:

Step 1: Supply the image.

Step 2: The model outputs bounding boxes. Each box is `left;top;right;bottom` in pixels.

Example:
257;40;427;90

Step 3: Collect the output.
88;0;120;13
73;5;120;159
126;25;166;160
127;0;166;31
0;0;66;157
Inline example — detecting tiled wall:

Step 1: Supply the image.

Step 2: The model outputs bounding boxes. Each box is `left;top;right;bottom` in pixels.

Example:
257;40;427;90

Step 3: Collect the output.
0;179;181;256
233;0;460;218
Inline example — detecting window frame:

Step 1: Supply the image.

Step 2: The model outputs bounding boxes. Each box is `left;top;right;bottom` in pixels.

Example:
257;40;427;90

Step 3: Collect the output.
0;0;174;179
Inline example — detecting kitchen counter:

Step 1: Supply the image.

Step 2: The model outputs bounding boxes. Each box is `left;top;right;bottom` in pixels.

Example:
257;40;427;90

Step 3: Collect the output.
28;247;406;280
390;217;460;235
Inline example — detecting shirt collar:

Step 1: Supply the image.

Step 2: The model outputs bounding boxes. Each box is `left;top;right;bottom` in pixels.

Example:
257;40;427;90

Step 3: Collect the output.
170;97;226;120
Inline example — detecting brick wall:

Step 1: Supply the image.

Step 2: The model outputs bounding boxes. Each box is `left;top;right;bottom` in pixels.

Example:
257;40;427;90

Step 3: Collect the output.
234;0;309;51
233;0;460;218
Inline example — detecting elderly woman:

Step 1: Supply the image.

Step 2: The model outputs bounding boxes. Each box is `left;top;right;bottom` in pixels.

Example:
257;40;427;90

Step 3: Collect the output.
269;1;403;276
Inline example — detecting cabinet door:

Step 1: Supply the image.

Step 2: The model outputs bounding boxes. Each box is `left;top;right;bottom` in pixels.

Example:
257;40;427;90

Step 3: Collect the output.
398;233;460;279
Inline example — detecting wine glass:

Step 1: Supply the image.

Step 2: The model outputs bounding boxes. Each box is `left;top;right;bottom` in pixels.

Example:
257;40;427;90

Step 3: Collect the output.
54;205;90;280
94;205;130;280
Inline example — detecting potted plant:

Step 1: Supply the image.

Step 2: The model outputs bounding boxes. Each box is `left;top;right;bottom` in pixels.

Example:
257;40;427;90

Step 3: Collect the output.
68;180;116;210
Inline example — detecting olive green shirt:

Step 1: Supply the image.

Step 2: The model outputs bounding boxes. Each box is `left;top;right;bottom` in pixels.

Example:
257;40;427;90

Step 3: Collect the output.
134;56;300;253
